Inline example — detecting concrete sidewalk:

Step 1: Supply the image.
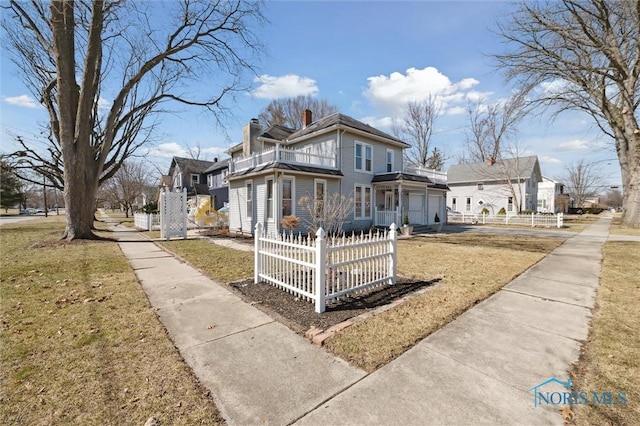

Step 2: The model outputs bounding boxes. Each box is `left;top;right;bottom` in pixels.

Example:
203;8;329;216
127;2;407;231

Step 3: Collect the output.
99;213;365;425
104;212;611;425
296;215;612;425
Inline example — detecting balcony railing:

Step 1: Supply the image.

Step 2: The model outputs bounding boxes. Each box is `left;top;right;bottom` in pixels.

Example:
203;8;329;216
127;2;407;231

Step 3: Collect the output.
229;145;337;173
403;165;447;182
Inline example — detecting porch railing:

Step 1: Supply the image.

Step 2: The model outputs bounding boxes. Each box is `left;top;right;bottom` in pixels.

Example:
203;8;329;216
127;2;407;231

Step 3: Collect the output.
230;145;337;173
403;166;447;182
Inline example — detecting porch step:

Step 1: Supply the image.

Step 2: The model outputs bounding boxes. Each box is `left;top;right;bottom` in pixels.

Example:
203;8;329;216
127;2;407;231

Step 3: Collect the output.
411;225;432;234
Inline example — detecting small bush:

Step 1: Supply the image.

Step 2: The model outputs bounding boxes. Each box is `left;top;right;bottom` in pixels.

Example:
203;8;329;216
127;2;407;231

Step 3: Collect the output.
497;207;506;215
480;207;489;215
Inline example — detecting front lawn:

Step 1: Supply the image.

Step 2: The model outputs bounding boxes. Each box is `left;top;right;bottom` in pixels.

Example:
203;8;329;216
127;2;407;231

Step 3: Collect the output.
0;219;224;425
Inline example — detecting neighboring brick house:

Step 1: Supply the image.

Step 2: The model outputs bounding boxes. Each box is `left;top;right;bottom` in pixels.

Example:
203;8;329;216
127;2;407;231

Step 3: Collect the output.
226;110;449;235
164;156;229;210
447;156;542;215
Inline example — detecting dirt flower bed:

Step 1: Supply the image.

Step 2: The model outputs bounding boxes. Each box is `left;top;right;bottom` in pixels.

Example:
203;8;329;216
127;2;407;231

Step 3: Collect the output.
229;276;440;333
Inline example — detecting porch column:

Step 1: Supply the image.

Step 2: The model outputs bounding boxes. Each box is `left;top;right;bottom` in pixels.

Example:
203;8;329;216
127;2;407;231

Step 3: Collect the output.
398;183;403;225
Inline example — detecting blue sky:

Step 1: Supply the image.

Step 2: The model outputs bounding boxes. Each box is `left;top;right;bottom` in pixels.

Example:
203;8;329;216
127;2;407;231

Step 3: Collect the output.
0;1;621;188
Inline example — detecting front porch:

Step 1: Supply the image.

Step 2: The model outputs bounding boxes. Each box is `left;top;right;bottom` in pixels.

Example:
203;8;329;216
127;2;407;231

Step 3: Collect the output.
372;176;447;228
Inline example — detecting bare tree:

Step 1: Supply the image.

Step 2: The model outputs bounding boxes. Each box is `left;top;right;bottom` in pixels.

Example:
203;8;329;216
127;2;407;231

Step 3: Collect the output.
298;192;354;236
101;160;152;217
2;0;264;239
392;97;441;168
495;0;640;227
564;159;603;208
258;95;338;129
463;92;529;163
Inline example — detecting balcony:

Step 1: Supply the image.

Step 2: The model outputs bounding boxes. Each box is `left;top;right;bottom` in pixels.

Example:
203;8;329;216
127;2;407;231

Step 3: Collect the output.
229;145;337;174
403;165;447;182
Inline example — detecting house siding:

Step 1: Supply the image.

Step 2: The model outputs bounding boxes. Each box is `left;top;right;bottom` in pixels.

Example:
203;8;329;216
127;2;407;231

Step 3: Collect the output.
339;133;404;229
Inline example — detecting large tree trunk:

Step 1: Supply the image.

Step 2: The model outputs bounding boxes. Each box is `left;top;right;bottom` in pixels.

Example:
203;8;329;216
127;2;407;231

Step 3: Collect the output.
63;170;99;239
623;169;640;227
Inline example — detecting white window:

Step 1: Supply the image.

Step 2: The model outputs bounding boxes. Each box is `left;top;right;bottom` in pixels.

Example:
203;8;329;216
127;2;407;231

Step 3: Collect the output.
477;183;484;190
282;178;294;217
207;175;213;188
355;142;372;173
466;197;472;212
175;174;182;189
266;178;274;220
386;149;394;172
508;197;514;212
451;197;457;212
191;174;199;185
246;181;253;218
354;185;372;219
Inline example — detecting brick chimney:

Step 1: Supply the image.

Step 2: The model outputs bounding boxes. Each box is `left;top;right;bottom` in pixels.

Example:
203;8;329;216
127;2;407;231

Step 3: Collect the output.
487;156;495;166
303;109;312;128
242;118;261;157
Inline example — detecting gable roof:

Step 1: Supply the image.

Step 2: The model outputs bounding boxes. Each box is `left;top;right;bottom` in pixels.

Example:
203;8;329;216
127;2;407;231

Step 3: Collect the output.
170;157;215;175
204;158;230;174
447;156;542;184
287;112;409;147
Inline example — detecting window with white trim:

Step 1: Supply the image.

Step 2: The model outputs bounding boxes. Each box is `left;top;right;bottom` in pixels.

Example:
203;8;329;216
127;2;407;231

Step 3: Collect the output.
355;142;372;173
266;178;274;220
207;174;213;188
465;197;472;212
282;178;294;217
191;174;199;185
452;197;457;212
246;181;253;218
354;185;372;219
386;149;394;172
477;183;484;190
508;197;514;212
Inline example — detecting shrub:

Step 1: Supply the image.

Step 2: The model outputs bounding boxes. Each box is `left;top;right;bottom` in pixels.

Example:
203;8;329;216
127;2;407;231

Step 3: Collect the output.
497;207;507;215
480;207;489;215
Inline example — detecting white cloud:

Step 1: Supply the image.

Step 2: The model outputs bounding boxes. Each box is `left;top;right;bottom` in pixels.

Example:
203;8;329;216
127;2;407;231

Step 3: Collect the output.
445;106;466;116
251;74;318;99
146;142;188;158
363;66;480;116
97;97;111;111
556;139;589;151
539;155;563;165
360;116;393;130
4;94;39;108
145;143;228;160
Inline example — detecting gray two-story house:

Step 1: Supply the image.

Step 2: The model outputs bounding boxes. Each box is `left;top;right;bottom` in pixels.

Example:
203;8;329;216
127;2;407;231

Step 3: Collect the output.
226;111;449;235
166;156;229;210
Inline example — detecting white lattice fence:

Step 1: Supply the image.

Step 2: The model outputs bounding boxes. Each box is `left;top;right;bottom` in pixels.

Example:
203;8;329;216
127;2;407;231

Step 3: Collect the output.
159;188;188;240
254;223;398;313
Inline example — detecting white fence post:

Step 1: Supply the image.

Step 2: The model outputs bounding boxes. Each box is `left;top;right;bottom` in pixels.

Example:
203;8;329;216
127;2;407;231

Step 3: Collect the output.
532;212;535;227
388;223;397;285
254;223;262;283
315;227;326;314
557;212;563;228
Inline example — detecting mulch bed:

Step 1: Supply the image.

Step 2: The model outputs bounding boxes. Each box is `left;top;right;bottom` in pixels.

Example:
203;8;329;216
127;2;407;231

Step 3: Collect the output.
228;276;440;334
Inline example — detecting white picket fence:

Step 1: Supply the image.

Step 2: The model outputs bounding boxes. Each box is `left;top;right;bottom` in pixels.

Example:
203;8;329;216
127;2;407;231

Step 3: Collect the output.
448;212;564;228
133;213;160;231
254;223;398;313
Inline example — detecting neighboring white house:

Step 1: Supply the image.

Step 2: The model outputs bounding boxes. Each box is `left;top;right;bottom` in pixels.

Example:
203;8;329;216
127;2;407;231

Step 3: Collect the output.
447;156;542;215
226;111;449;235
537;176;570;213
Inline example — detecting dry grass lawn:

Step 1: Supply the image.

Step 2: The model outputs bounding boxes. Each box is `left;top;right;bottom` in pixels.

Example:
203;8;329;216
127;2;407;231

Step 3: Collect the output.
154;239;253;283
570;241;640;425
324;233;565;372
0;218;224;425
